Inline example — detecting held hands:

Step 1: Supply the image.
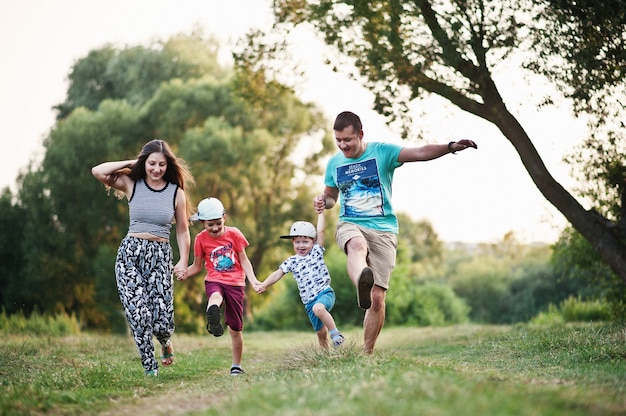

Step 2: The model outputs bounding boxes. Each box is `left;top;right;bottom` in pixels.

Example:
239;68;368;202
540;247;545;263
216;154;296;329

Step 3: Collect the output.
174;261;188;281
252;281;266;294
313;194;325;214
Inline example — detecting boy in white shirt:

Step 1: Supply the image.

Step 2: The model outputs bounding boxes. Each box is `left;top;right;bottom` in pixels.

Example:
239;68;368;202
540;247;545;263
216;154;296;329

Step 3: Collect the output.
258;211;344;349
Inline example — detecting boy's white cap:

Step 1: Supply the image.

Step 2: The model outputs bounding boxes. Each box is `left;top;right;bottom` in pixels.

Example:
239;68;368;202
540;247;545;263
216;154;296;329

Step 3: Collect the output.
280;221;316;239
190;197;225;221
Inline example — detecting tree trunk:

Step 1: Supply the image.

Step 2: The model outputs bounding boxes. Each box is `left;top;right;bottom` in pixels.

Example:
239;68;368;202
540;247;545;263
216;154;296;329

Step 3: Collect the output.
485;98;626;284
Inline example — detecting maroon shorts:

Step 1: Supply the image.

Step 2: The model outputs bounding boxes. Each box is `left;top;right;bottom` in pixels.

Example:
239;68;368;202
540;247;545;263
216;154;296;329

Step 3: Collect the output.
204;281;245;331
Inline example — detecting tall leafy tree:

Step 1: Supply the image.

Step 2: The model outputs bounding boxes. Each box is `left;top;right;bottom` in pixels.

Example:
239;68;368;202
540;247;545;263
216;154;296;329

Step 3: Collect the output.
55;32;226;119
4;33;333;329
0;188;26;313
396;213;443;264
249;0;626;284
529;0;626;112
12;101;143;323
530;0;626;213
529;0;625;314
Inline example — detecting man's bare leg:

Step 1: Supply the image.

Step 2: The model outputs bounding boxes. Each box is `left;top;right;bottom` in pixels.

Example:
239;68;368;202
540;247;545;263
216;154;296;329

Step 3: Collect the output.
345;236;368;287
345;236;384;352
363;285;386;354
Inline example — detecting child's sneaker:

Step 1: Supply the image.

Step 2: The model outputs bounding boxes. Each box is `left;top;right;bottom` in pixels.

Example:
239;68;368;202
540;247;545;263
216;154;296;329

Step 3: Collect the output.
331;332;345;348
206;304;224;337
145;369;158;377
230;366;245;376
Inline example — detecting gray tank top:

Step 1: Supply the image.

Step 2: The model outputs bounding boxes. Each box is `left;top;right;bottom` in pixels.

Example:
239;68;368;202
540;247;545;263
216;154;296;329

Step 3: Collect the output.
128;178;178;239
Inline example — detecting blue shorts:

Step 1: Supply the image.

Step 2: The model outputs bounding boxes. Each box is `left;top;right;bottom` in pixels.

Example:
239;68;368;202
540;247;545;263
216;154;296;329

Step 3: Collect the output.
304;287;335;332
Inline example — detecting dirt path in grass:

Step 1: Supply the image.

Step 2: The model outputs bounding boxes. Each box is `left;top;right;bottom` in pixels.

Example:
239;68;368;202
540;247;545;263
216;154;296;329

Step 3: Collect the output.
98;335;239;416
100;392;219;416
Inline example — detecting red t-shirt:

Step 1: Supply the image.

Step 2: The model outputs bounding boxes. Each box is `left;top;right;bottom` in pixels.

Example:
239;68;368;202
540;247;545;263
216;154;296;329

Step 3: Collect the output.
193;226;249;287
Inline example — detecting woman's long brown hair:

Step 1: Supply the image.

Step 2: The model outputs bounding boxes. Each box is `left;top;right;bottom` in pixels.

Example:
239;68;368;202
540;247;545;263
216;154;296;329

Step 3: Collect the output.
107;139;195;218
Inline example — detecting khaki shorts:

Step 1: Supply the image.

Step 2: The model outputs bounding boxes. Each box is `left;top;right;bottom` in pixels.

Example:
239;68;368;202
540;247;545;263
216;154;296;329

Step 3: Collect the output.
335;221;398;290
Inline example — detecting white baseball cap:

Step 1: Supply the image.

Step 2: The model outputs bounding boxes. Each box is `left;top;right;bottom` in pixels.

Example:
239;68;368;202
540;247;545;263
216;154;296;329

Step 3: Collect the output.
280;221;316;239
190;197;225;221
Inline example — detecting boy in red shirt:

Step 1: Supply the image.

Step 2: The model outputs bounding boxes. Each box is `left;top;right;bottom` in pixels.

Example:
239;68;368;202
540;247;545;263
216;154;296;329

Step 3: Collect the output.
180;197;262;375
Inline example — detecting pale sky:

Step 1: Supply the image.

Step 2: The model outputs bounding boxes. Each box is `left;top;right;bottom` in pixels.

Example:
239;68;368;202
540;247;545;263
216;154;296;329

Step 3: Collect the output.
0;0;586;243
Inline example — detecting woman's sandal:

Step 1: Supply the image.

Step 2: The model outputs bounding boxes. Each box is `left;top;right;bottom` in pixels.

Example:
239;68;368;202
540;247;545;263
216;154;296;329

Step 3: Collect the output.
160;341;174;366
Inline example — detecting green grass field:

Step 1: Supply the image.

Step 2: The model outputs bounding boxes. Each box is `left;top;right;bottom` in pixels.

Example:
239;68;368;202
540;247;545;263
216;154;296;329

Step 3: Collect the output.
1;323;624;415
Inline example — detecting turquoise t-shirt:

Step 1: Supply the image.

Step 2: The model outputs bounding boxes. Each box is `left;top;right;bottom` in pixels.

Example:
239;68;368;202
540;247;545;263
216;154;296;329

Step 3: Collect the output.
324;142;403;233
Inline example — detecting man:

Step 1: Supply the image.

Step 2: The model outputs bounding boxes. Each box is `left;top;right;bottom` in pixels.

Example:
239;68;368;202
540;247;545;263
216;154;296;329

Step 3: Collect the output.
313;111;477;354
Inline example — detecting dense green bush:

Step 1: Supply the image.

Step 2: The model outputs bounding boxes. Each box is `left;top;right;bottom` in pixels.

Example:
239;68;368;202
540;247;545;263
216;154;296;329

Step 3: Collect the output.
552;227;626;319
444;238;600;324
531;296;613;324
559;296;613;322
448;256;510;323
386;281;470;326
0;310;81;336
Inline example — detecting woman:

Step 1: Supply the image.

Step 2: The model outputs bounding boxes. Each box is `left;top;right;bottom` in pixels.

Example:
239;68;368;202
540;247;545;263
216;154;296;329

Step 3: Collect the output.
92;139;194;376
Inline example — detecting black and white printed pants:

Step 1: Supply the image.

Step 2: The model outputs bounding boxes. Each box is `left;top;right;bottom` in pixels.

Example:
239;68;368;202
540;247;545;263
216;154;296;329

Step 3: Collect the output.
115;235;175;373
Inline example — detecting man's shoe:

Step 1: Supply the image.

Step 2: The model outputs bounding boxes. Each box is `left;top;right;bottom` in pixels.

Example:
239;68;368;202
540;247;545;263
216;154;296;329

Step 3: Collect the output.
357;267;374;310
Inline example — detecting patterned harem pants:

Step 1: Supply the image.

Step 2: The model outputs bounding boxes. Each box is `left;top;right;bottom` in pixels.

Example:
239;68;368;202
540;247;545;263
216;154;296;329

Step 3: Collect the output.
115;235;175;373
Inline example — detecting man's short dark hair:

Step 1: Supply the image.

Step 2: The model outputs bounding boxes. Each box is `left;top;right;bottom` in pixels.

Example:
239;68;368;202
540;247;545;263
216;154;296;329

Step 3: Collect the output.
334;111;362;134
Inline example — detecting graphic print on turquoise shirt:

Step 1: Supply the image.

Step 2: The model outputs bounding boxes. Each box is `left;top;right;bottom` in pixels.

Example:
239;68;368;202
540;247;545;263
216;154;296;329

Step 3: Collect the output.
210;243;236;272
336;158;384;217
